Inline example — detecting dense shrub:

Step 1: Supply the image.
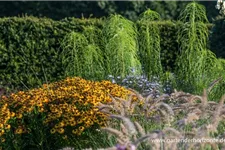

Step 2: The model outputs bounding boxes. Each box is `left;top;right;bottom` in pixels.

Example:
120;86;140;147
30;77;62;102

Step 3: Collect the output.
0;77;136;149
210;16;225;58
0;17;103;92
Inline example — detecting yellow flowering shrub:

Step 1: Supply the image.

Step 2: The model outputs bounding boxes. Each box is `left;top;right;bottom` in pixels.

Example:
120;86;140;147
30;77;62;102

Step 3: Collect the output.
0;77;135;139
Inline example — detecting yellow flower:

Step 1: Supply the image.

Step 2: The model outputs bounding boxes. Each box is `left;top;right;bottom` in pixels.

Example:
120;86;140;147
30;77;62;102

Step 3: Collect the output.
50;128;56;134
0;130;4;136
42;98;49;103
15;128;23;134
85;120;93;127
0;130;5;134
78;126;85;131
55;124;60;129
38;107;45;113
4;124;11;130
59;122;65;127
10;112;15;117
37;102;43;107
16;114;23;119
62;135;68;140
57;128;64;134
72;129;78;135
1;138;5;143
0;77;137;136
70;121;76;126
69;117;75;122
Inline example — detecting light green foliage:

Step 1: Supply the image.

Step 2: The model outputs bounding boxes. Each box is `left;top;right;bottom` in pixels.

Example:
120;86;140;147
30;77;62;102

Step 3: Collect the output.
137;9;163;80
83;45;105;80
61;32;87;77
175;2;218;93
61;29;105;80
82;26;105;80
176;2;211;92
103;14;142;78
208;58;225;100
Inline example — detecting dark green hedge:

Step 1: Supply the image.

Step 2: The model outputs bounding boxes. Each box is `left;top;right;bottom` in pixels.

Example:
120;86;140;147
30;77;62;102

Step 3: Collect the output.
158;21;178;71
210;17;225;58
0;16;103;92
0;16;213;92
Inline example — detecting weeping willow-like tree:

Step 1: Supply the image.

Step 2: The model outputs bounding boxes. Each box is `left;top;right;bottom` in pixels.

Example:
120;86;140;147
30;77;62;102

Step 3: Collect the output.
61;32;86;77
82;25;104;49
103;14;142;78
137;9;163;80
60;29;105;80
82;26;105;79
175;2;225;97
208;58;225;101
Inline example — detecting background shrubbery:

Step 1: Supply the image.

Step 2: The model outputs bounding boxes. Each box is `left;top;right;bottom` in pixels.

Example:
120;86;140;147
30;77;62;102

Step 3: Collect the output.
0;1;218;21
0;16;214;93
0;17;103;91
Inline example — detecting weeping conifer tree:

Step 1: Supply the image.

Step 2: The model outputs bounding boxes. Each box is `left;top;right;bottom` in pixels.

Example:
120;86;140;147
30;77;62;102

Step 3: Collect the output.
137;9;163;80
61;32;87;77
175;2;225;96
102;14;142;78
60;29;105;80
207;58;225;101
82;26;105;80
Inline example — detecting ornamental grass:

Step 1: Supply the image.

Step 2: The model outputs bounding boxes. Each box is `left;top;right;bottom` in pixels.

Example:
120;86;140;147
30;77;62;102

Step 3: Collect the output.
0;77;136;149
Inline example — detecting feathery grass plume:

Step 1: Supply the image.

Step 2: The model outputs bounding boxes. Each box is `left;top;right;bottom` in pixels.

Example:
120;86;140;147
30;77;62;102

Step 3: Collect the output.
171;90;225;148
137;9;163;80
101;127;127;144
110;115;137;136
134;121;145;137
175;2;221;95
101;115;161;150
100;89;225;150
163;127;183;138
97;92;139;117
163;127;183;150
60;30;105;80
98;89;172;122
155;102;174;126
114;95;137;116
102;14;142;78
101;121;136;149
206;94;225;133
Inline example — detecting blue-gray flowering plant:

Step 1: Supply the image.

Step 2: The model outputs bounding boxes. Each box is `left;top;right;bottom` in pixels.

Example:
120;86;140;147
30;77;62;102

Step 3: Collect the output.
107;74;163;98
